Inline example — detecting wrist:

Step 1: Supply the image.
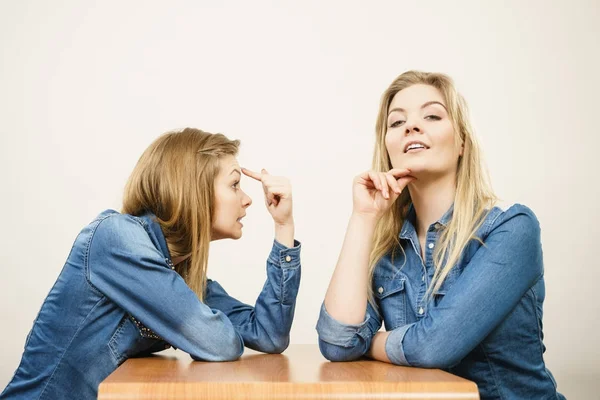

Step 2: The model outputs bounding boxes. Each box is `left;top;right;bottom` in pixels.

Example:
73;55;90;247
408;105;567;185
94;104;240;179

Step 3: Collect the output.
274;218;294;229
274;221;295;248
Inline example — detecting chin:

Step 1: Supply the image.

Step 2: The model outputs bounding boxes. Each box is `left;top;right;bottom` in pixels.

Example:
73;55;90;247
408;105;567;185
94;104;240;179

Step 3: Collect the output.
407;157;430;170
230;228;243;240
210;228;242;241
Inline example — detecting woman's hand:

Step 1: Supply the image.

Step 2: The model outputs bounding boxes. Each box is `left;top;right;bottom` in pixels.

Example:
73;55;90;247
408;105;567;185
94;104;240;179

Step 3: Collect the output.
352;168;414;219
242;168;294;247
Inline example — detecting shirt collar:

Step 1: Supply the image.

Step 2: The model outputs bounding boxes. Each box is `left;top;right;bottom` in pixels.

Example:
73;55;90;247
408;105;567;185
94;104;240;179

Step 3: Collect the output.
137;211;172;262
399;203;454;239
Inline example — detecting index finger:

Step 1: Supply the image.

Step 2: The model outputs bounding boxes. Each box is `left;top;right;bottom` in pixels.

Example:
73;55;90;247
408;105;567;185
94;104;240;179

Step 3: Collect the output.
241;167;263;182
387;168;412;178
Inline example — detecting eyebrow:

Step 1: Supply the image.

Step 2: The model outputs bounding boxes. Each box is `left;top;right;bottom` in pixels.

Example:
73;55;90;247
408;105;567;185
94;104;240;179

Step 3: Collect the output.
229;168;241;176
388;101;448;116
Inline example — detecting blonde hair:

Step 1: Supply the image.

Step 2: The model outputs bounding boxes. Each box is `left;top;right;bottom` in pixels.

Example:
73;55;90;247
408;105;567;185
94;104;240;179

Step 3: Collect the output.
122;128;240;301
369;71;497;304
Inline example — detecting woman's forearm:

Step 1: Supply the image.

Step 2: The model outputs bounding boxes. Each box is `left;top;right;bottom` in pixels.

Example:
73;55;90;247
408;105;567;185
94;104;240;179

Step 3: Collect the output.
274;221;295;248
324;212;377;325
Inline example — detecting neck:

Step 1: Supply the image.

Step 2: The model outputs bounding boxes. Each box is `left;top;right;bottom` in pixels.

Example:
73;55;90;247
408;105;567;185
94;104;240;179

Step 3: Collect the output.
408;173;456;239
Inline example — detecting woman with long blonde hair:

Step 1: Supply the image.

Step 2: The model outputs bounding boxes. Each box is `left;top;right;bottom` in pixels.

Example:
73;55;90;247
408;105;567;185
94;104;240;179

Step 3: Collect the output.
317;71;564;399
2;128;301;400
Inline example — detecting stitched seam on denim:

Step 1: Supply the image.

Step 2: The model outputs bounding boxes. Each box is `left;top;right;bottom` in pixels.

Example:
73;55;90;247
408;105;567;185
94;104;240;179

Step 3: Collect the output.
484;206;509;237
530;284;558;390
135;215;148;229
374;279;405;299
319;310;370;347
479;342;506;400
319;332;361;348
279;262;284;306
282;268;288;305
374;276;406;328
38;296;104;400
108;315;130;365
404;238;425;312
403;241;428;311
83;213;125;296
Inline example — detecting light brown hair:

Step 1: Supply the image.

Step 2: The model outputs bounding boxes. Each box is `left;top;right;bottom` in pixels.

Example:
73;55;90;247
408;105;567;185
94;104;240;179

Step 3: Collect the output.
122;128;240;301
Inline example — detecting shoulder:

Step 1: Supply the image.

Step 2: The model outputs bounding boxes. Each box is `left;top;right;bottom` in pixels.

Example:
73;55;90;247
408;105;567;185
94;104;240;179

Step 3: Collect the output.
483;203;540;240
89;210;152;253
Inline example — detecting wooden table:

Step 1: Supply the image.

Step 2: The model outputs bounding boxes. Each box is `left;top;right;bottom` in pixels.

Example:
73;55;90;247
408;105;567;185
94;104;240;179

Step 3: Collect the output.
99;344;479;399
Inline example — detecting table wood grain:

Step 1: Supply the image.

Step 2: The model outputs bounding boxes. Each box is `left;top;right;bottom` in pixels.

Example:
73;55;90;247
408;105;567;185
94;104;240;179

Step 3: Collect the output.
98;344;479;399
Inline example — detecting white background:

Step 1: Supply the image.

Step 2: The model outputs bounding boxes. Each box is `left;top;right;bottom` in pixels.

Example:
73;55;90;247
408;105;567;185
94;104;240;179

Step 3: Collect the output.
1;1;598;397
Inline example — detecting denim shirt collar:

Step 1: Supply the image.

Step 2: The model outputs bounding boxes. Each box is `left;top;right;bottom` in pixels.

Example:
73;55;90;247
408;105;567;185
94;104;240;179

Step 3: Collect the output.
136;211;172;264
399;203;454;240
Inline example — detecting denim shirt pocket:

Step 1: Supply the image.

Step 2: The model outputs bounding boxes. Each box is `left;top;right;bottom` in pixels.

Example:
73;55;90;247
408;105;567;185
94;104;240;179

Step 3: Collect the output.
108;315;160;366
373;275;407;329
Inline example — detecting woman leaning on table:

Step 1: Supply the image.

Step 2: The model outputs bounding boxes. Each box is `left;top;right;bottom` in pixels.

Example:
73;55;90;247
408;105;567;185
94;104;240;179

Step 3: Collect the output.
316;71;564;399
1;128;301;400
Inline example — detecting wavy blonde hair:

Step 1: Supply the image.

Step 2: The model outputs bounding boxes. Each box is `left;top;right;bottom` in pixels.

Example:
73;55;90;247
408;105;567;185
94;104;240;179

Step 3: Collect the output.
122;128;240;301
369;71;497;304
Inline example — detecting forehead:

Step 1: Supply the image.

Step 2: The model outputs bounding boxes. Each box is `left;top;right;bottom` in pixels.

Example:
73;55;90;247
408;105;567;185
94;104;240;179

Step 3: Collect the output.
216;154;240;178
389;84;445;111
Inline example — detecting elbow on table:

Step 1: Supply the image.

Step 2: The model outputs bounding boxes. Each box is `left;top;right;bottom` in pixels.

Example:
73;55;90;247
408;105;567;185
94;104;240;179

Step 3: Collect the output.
318;338;363;362
259;333;290;354
190;331;244;362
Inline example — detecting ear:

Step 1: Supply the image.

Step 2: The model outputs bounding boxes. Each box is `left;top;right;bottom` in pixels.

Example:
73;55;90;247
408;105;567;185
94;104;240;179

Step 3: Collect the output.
459;141;465;157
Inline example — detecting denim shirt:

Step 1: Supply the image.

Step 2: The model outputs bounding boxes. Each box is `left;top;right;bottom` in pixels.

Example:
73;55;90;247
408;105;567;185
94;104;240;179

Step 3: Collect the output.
1;210;301;400
316;204;564;400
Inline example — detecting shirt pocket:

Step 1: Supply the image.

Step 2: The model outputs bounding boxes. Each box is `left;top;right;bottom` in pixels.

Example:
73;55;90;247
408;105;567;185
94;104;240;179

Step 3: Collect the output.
373;276;407;329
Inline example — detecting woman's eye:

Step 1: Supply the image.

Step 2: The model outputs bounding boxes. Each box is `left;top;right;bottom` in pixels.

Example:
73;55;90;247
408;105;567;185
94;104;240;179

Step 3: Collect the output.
389;120;405;128
232;181;240;189
425;115;441;121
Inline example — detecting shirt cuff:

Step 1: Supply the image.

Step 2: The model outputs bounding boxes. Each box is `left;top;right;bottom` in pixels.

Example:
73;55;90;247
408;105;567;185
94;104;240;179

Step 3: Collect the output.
316;303;371;347
269;239;301;269
385;323;415;365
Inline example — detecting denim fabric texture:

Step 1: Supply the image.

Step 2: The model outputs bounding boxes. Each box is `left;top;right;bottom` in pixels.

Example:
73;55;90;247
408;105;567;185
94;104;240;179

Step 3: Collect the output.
2;210;301;399
317;204;564;400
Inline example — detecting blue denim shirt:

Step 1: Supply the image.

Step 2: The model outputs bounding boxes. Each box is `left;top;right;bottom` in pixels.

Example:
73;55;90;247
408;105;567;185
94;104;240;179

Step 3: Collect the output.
316;204;564;400
1;210;301;400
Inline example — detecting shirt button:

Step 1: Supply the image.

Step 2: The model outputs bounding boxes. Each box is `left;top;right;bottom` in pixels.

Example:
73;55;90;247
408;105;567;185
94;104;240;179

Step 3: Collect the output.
418;307;424;315
378;286;384;294
434;223;441;229
428;242;434;249
285;255;292;262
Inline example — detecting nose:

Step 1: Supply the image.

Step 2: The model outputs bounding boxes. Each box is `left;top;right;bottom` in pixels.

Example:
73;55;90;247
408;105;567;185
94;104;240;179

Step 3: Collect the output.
404;120;421;136
242;190;252;208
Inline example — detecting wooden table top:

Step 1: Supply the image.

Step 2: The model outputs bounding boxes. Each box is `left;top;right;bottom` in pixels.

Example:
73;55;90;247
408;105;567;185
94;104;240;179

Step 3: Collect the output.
98;344;479;399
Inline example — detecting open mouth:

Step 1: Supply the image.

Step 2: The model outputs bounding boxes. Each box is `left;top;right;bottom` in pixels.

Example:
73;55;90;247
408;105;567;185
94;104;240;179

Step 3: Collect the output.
404;141;429;153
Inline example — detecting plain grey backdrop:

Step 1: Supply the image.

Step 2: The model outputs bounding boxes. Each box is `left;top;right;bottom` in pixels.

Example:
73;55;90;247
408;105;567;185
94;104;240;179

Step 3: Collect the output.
1;1;598;398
